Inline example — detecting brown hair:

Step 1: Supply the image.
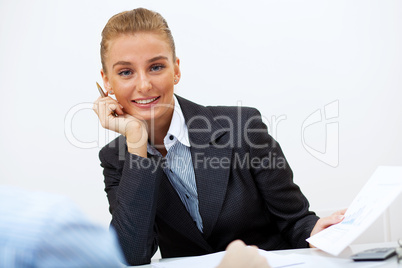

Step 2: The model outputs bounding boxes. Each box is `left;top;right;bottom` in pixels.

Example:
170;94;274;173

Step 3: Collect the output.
100;8;176;72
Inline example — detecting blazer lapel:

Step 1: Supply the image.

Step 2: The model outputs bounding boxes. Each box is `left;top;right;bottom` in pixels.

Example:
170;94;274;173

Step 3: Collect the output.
177;96;233;239
156;171;212;251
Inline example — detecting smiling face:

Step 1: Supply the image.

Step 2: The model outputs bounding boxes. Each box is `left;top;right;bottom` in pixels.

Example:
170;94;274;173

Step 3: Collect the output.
101;32;180;127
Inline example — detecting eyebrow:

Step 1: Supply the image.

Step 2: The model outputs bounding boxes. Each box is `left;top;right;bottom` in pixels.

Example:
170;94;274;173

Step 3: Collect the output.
112;56;169;69
147;56;169;64
112;61;131;68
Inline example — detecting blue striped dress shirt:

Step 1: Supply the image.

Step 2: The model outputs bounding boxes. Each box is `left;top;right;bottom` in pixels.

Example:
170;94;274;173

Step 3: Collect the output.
147;96;204;232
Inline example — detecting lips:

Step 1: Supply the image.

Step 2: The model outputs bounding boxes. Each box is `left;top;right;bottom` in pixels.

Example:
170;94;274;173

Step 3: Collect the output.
132;96;160;105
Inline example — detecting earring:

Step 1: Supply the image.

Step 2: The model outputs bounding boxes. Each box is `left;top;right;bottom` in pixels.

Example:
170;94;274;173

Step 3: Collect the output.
109;90;114;95
174;80;177;83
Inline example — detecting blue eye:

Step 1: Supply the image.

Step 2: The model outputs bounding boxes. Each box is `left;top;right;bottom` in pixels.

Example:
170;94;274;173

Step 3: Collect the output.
150;64;165;72
118;70;132;76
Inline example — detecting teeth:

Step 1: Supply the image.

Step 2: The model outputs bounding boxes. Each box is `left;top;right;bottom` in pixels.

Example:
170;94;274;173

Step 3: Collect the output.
134;97;158;104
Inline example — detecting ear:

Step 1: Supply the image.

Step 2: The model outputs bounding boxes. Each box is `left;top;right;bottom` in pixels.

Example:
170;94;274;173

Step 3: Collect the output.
100;69;111;90
174;57;181;84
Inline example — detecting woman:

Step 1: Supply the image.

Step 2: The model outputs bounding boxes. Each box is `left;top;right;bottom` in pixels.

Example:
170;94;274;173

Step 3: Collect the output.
93;8;343;266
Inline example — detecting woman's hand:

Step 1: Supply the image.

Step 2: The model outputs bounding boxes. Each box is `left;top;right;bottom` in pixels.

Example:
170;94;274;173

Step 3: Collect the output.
216;240;271;268
93;96;148;157
309;208;347;247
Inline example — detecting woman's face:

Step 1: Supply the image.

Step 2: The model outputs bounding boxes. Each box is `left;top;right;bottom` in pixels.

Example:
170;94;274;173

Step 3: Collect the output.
101;32;180;125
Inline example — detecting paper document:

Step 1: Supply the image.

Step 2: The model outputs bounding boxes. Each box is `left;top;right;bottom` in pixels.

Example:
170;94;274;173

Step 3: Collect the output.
152;252;224;268
152;250;305;268
284;253;384;268
307;166;402;256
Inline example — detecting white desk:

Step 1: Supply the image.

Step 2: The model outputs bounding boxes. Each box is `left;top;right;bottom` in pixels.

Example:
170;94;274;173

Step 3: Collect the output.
132;242;401;267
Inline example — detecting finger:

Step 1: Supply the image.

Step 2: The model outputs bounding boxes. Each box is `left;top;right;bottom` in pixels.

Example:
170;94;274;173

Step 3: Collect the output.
99;98;123;117
226;240;245;250
93;102;99;115
244;247;270;268
334;208;347;216
96;99;108;127
100;96;124;116
108;103;121;117
92;96;104;115
255;257;271;268
113;103;125;115
245;246;258;253
97;98;118;125
320;214;345;229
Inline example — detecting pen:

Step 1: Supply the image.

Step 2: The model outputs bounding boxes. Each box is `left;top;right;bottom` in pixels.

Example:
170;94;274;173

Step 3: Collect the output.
96;82;118;117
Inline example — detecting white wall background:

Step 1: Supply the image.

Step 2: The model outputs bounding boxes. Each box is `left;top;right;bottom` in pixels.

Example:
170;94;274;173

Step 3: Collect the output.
1;0;401;243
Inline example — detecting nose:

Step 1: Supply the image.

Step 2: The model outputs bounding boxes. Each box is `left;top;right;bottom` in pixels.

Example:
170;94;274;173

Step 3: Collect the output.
136;72;152;92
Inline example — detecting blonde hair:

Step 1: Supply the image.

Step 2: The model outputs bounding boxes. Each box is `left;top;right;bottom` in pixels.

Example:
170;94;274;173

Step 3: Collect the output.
100;8;176;72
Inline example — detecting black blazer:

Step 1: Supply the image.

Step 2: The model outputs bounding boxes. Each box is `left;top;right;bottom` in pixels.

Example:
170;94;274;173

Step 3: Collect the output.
99;95;319;265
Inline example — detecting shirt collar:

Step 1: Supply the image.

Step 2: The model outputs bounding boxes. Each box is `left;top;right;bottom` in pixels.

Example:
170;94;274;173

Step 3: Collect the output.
147;95;190;155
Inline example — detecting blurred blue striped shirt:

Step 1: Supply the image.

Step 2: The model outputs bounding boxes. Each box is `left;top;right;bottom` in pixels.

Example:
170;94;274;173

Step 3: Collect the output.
0;186;125;268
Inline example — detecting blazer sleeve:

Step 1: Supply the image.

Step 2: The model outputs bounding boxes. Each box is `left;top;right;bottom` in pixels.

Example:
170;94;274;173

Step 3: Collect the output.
99;144;165;265
245;108;319;248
